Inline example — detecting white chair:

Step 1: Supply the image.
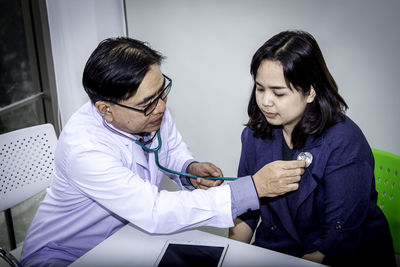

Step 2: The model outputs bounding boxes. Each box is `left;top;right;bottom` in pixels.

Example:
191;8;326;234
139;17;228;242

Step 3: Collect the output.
0;124;57;266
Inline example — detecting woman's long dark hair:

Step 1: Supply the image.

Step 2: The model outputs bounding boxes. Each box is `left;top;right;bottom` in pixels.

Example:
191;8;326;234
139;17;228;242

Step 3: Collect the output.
246;30;348;149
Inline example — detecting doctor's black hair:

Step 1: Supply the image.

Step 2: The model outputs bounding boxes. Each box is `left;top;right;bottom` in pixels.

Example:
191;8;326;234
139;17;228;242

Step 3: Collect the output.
246;30;348;149
82;37;164;104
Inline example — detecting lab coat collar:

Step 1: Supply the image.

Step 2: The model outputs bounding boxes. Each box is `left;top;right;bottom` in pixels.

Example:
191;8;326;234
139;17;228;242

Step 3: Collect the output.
90;103;158;170
90;103;158;148
90;104;132;149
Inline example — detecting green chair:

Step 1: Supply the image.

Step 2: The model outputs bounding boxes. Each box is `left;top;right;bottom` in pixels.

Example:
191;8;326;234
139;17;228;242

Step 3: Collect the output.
372;148;400;255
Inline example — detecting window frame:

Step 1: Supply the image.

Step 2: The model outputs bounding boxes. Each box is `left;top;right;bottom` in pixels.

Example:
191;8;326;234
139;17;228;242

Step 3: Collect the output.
0;0;60;251
0;0;60;135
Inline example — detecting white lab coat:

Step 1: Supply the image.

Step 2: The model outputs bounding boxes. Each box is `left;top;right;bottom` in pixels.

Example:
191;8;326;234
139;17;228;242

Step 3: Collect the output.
21;101;233;262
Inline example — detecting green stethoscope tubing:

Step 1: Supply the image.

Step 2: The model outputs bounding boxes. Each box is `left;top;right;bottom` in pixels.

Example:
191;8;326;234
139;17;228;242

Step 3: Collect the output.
135;130;239;181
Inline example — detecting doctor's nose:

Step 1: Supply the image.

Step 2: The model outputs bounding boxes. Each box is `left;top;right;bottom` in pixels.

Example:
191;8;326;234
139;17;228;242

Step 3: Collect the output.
153;97;167;114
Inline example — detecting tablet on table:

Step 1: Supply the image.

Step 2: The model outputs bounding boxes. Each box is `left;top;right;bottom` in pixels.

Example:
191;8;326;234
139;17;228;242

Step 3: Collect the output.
154;239;229;267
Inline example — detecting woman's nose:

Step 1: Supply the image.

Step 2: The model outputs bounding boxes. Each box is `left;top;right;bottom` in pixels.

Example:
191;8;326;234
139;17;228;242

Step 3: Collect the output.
262;92;273;107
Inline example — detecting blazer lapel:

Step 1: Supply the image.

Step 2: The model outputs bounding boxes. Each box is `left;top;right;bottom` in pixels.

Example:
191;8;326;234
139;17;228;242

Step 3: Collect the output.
266;130;302;244
287;136;322;222
286;163;317;221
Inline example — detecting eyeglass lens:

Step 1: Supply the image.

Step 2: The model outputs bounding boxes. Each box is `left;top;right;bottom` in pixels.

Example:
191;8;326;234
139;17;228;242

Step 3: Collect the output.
144;77;171;116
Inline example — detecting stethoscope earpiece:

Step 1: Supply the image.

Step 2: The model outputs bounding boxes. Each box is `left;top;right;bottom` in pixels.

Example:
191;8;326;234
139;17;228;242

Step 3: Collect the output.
102;107;110;117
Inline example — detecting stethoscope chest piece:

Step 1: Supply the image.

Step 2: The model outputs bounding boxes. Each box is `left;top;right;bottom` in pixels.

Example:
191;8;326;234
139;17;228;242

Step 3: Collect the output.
297;152;313;167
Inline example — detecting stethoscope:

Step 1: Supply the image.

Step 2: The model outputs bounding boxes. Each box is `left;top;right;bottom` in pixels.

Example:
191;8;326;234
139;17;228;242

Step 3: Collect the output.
101;111;239;181
101;109;313;181
135;130;239;180
297;152;313;167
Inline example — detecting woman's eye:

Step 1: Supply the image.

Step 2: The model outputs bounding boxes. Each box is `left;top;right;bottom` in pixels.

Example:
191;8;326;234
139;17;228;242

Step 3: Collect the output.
256;87;264;92
273;90;286;97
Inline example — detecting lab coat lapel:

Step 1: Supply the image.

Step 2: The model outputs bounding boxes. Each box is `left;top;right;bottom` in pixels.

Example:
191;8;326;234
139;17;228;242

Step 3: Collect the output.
132;140;150;180
98;110;153;181
147;132;162;185
267;130;301;244
99;113;150;175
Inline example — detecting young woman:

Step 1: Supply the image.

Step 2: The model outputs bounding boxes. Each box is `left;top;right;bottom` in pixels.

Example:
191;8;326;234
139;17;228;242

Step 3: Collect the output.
229;30;396;266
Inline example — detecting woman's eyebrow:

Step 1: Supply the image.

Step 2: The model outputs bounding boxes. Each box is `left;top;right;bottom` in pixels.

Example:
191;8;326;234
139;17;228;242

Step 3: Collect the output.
269;86;286;90
255;81;286;90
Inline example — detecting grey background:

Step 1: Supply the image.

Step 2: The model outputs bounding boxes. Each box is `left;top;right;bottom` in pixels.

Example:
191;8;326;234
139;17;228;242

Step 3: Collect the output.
126;0;400;180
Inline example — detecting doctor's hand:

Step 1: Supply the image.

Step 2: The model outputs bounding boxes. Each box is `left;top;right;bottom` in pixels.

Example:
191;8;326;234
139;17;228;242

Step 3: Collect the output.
252;160;306;198
187;162;224;190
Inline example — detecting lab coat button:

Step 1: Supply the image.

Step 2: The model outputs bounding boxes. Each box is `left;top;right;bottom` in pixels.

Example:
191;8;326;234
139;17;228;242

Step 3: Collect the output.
335;222;342;229
270;225;277;231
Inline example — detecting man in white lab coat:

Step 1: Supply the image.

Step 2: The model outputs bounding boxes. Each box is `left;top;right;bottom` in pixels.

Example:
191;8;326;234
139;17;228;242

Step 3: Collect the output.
20;37;305;266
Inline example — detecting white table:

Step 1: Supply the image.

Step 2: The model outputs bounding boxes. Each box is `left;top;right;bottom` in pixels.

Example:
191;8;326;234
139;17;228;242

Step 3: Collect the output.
71;224;325;267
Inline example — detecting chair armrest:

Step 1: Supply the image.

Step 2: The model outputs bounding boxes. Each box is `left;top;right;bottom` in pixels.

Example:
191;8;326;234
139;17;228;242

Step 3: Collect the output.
0;247;20;267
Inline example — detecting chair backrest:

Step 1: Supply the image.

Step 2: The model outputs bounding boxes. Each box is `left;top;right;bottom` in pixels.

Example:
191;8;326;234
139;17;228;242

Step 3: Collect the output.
372;148;400;254
0;124;57;212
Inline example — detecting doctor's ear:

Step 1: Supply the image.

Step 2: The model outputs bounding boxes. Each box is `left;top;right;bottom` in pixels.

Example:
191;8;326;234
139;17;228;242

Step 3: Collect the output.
95;101;113;121
103;108;110;116
306;86;316;103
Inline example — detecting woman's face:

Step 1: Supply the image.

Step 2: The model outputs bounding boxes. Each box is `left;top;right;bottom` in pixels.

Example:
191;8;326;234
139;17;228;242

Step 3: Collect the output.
255;60;315;136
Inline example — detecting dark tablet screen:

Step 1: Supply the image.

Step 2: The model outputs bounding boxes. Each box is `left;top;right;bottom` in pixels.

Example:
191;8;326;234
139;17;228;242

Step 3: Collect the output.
156;243;227;267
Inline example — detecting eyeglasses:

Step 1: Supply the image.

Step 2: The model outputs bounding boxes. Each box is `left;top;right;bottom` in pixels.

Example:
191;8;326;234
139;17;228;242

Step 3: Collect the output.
108;74;172;116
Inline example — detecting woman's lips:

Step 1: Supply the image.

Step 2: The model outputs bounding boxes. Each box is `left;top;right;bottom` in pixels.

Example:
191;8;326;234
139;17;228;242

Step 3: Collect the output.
265;112;277;119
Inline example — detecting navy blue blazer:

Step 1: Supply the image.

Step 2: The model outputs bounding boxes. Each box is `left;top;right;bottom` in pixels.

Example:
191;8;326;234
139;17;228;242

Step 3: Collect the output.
238;116;395;266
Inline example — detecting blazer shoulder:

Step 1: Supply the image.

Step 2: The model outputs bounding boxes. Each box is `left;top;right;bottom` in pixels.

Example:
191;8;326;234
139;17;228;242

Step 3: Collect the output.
241;126;254;142
322;116;372;163
323;116;366;144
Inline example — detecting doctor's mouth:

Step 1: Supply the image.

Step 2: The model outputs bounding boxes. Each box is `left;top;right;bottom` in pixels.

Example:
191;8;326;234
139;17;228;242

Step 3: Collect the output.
151;116;164;126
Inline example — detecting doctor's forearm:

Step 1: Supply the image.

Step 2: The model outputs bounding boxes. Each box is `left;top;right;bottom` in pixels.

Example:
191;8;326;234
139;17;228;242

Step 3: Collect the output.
182;161;260;220
180;159;198;190
228;176;260;219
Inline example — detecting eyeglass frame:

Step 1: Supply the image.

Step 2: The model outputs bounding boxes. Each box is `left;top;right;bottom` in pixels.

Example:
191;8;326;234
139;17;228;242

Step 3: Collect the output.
107;74;172;116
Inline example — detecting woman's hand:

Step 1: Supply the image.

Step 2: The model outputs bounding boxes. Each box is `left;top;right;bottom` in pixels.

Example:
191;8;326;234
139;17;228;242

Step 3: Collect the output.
187;162;224;190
